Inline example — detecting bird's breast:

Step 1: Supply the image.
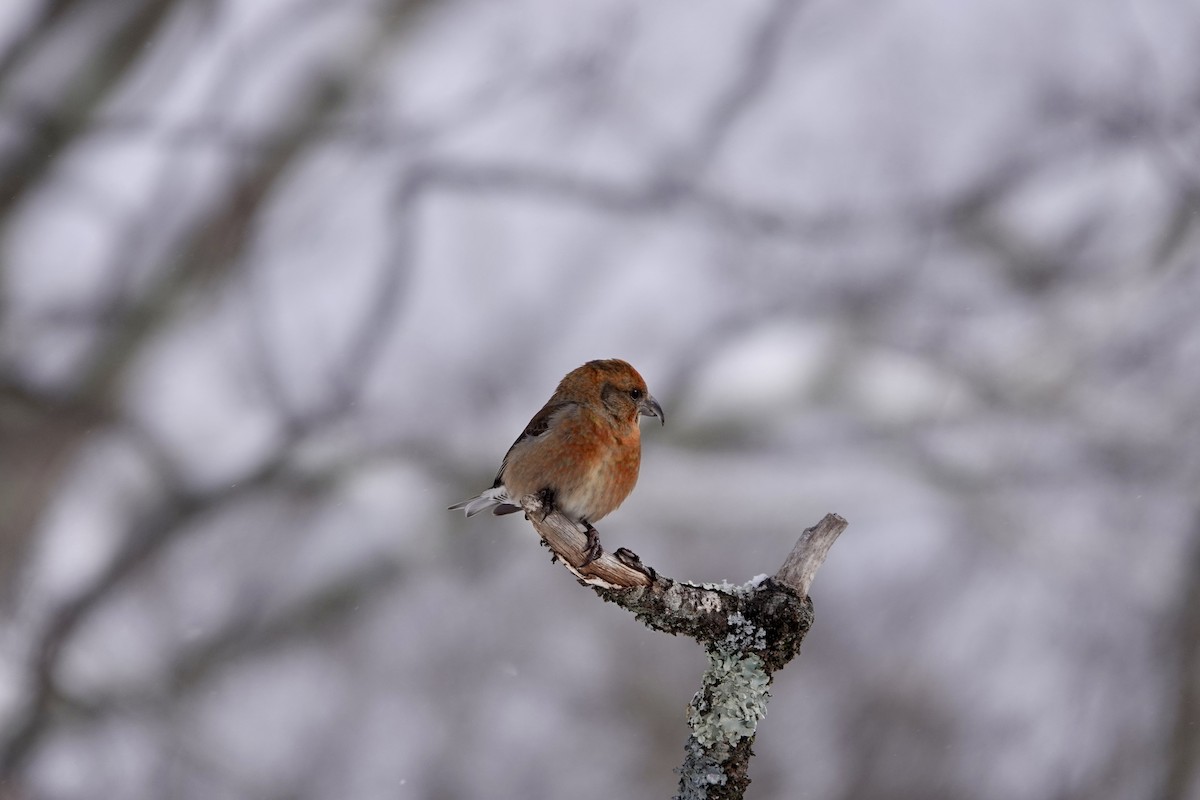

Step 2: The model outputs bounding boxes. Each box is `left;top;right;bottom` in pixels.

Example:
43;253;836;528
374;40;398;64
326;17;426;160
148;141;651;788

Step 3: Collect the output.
561;440;640;523
500;409;642;524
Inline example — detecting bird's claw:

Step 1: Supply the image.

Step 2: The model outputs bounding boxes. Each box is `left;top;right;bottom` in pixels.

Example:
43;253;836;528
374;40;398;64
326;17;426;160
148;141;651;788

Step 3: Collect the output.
580;521;603;566
537;487;556;521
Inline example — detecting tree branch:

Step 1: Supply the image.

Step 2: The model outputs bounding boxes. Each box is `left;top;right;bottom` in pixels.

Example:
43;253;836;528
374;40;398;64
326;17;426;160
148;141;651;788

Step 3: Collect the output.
520;496;847;799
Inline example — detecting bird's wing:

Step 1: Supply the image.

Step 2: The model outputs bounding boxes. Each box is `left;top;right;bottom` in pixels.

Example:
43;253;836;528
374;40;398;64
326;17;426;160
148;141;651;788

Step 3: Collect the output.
492;400;577;488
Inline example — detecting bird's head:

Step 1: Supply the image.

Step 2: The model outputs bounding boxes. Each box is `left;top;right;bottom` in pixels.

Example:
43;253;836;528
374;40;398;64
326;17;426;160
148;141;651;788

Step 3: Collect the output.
563;358;665;427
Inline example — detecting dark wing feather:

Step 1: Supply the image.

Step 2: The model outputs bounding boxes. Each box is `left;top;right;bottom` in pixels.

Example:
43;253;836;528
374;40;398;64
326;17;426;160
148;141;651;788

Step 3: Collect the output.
491;400;576;488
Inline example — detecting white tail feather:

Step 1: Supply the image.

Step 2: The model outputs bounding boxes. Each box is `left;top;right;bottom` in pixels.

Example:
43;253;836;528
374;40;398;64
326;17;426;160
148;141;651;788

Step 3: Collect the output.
448;486;510;517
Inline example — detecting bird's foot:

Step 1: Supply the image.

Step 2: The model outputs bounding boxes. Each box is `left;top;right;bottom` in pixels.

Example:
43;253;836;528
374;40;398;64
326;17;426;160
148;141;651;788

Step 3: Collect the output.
580;520;603;566
536;487;557;521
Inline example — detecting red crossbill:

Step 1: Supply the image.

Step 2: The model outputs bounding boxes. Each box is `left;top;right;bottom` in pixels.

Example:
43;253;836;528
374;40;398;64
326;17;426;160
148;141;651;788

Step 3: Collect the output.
449;359;664;562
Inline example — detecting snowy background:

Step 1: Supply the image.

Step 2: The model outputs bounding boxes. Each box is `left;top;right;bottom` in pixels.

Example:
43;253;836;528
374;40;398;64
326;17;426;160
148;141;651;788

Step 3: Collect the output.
2;0;1199;798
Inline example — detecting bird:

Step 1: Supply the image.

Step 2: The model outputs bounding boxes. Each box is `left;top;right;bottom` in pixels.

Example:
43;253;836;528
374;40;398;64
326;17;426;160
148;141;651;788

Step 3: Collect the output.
449;359;664;563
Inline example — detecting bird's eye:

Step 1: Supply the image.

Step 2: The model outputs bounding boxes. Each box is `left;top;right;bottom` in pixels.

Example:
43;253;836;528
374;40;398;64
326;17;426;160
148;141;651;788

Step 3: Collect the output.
630;387;643;400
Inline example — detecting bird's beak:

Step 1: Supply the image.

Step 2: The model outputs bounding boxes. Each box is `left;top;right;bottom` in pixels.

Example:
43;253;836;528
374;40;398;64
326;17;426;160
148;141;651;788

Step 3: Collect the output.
638;394;665;426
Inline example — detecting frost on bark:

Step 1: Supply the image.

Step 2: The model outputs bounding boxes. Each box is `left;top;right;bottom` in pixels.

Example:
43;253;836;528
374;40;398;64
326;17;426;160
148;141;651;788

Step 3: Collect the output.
520;496;847;800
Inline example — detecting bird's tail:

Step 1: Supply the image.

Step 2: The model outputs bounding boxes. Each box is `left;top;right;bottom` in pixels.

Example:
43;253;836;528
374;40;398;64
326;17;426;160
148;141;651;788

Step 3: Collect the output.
448;486;510;517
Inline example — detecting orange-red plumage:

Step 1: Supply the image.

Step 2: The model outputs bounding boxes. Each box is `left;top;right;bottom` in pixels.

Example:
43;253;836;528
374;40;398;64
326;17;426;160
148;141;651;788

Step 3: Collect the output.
450;359;663;548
